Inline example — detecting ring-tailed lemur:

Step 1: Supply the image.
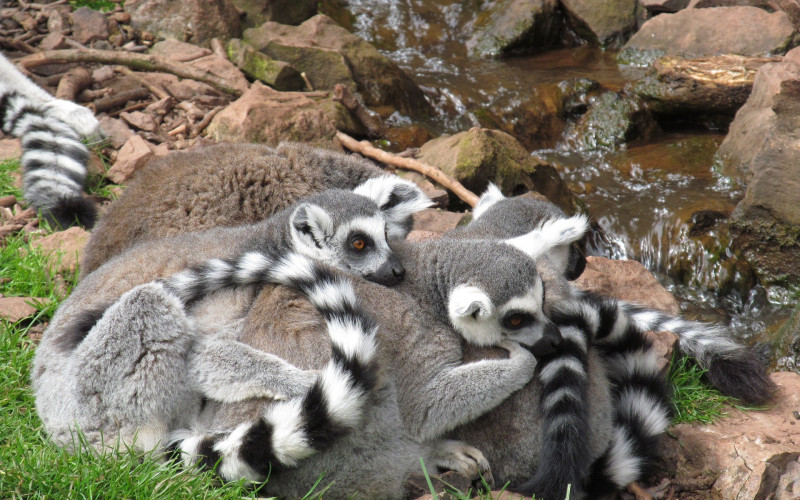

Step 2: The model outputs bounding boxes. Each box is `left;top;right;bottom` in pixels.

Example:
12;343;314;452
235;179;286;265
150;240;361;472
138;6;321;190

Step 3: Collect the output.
0;53;102;228
81;142;393;275
458;184;776;407
32;178;430;454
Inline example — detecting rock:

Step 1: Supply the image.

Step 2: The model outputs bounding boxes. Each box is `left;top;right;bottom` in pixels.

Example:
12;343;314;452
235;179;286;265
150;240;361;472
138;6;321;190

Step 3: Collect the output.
561;0;640;46
417;127;580;211
662;372;800;499
232;0;317;28
565;91;660;150
243;15;432;117
0;138;21;160
411;209;465;234
775;0;800;32
97;116;135;149
405;230;439;242
32;227;90;274
38;32;67;51
473;81;570;150
106;135;155;184
619;7;800;66
574;256;681;314
465;0;561;58
70;6;109;45
226;38;305;91
124;0;242;47
775;302;800;372
716;47;800;287
640;0;690;13
629;54;779;119
207;81;364;148
0;296;48;322
150;39;249;94
120;110;157;132
687;0;771;7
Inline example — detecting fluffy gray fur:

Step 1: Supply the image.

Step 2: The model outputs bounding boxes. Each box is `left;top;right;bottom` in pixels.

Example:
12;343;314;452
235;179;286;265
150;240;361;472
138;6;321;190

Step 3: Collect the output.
81;142;389;276
32;180;428;454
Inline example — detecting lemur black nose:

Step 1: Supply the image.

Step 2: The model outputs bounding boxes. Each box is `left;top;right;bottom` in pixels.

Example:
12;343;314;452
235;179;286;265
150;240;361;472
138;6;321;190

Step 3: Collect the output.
529;322;563;358
392;264;406;279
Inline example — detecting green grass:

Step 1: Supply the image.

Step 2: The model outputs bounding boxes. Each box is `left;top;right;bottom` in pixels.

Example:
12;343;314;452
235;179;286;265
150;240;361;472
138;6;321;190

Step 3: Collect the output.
68;0;118;12
0;232;263;499
0;158;23;199
668;354;752;424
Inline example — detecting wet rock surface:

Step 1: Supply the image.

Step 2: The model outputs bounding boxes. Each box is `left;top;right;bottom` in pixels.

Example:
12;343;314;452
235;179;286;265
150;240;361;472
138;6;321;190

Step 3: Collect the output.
465;0;561;58
716;47;800;287
561;0;640;47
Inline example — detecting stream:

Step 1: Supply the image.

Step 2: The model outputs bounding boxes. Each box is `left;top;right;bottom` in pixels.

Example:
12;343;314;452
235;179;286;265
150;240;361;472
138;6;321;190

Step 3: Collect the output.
324;0;793;349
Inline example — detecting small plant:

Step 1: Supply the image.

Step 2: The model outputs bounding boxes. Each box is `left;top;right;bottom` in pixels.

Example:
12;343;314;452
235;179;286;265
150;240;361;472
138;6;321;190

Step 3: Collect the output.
68;0;118;12
0;158;23;199
668;354;753;424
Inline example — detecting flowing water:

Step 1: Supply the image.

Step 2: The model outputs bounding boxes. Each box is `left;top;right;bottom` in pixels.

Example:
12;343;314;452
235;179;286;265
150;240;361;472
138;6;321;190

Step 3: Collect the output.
325;0;794;346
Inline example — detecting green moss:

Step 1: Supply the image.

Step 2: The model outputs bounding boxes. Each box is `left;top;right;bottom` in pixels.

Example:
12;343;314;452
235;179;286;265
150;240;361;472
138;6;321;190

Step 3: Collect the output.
69;0;117;11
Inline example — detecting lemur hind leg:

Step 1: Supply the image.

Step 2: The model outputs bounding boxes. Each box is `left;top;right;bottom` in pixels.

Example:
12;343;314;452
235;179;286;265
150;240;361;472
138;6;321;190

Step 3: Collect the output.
70;282;200;452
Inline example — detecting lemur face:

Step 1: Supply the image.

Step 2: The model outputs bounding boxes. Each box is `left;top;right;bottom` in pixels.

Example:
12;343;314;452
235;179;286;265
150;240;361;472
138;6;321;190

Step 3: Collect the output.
290;177;431;286
447;275;562;358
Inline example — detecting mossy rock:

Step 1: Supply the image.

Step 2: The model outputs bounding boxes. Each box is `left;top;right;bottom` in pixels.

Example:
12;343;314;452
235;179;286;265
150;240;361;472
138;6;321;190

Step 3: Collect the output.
227;38;305;91
566;91;659;150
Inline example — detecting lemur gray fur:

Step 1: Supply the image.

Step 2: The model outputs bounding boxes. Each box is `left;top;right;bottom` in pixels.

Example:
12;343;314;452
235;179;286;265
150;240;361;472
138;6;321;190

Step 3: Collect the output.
80;142;391;276
0;53;102;228
459;184;776;408
32;178;430;456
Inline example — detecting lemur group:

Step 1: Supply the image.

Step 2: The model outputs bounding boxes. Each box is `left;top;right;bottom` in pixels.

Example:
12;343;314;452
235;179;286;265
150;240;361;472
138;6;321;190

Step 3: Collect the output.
4;54;775;499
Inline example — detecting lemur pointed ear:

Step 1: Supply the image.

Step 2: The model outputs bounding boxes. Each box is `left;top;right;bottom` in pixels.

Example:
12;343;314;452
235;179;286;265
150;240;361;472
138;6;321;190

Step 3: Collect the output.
472;183;506;220
290;203;334;251
505;214;589;260
448;285;494;320
354;176;433;239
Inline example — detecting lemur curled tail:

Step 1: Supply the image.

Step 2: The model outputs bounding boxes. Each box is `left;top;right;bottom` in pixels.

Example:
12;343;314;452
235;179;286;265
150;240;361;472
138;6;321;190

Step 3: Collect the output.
169;252;380;482
0;54;103;228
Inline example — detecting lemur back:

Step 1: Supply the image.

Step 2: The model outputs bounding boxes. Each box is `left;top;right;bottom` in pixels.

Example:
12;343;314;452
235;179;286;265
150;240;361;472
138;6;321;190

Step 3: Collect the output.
32;179;430;458
0;53;103;228
81;142;389;276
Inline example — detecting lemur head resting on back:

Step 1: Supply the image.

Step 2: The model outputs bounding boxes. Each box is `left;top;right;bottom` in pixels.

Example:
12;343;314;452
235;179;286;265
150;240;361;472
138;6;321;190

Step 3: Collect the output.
446;183;588;281
399;212;588;357
284;176;431;286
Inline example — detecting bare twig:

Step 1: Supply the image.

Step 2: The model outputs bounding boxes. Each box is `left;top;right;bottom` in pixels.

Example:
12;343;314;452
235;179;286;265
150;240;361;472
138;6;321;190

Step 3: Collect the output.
116;66;171;100
17;48;243;96
191;105;223;137
335;131;479;207
210;38;227;60
88;87;150;113
55;67;92;101
77;87;113;102
301;72;314;91
18;0;68;9
168;123;187;136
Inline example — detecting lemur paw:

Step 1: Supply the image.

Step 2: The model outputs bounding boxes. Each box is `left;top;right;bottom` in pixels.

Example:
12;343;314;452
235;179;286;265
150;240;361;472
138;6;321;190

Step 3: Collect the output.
43;99;104;143
431;440;494;490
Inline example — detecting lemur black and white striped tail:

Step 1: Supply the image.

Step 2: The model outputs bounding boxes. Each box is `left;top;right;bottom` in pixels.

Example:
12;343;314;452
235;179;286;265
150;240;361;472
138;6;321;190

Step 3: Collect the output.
570;294;672;494
0;91;96;228
515;320;593;500
169;252;379;482
577;291;776;406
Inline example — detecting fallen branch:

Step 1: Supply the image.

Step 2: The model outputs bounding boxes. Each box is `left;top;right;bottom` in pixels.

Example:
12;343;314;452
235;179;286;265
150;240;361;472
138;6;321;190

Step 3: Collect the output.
191;105;223;137
55;67;92;101
88;87;150;113
117;66;171;100
335;131;479;207
17;48;243;97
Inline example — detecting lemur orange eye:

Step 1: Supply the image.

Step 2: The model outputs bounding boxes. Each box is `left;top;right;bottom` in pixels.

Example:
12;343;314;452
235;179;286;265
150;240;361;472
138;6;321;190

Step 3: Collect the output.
509;315;523;327
352;238;366;251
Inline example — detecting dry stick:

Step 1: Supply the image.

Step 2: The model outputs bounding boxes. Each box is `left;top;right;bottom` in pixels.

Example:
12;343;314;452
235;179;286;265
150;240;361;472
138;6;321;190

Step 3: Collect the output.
191;105;223;138
116;66;171;100
210;38;227;60
17;48;243;97
55;67;92;101
88;87;150;113
335;131;479;207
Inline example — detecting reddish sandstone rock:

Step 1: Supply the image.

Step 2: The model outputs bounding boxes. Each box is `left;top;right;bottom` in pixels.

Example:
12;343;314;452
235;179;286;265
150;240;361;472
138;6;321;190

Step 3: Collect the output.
32;227;90;274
